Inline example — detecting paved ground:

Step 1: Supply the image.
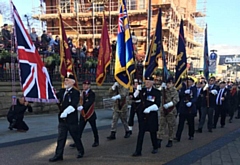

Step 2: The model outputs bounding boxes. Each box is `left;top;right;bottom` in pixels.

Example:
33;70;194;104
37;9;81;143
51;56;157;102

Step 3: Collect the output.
0;109;240;165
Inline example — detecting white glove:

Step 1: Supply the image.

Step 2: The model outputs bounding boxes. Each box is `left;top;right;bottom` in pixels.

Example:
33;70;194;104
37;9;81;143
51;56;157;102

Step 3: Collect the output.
60;111;68;118
133;90;140;98
137;85;142;91
77;105;83;111
211;89;218;95
60;106;75;118
186;102;192;107
143;104;159;114
203;83;208;91
185;89;191;94
163;101;174;109
161;83;167;89
111;94;121;100
112;82;119;90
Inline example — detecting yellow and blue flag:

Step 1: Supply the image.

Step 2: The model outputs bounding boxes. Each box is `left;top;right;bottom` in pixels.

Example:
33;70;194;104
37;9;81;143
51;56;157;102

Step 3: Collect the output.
175;19;187;90
114;0;135;89
144;8;168;80
203;24;209;80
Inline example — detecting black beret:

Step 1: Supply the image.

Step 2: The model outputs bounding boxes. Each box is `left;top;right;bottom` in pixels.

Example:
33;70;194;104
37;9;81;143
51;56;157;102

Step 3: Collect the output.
3;24;8;27
83;80;91;85
219;81;226;84
186;77;194;82
65;73;75;80
166;77;174;83
145;76;154;81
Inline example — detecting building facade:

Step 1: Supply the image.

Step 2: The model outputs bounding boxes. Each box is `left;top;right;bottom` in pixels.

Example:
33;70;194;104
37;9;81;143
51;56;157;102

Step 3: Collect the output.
33;0;205;73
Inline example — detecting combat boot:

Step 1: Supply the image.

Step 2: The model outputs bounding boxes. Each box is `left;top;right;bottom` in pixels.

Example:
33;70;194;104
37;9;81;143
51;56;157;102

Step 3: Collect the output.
124;131;131;138
157;139;162;148
107;131;116;140
166;140;173;147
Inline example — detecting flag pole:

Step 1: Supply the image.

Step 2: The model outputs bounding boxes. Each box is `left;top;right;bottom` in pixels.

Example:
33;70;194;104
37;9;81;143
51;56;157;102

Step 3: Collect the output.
147;0;151;52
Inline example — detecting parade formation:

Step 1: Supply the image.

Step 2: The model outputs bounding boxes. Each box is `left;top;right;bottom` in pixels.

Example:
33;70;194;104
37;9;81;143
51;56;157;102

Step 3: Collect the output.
0;0;240;164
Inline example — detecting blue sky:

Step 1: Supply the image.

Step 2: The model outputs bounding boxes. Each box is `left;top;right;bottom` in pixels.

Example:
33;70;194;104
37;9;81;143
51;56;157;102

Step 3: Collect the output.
206;0;240;46
4;0;240;54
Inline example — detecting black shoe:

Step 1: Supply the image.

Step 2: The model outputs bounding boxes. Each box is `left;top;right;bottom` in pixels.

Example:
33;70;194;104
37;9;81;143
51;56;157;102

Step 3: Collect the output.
107;131;116;140
188;136;194;140
229;119;232;123
8;126;13;130
77;152;84;158
208;129;212;133
166;140;173;147
221;125;224;128
129;130;132;135
49;156;63;162
124;131;131;138
196;128;202;133
69;143;76;148
173;137;180;142
235;116;240;119
92;142;99;147
157;139;162;148
151;149;158;154
132;152;142;157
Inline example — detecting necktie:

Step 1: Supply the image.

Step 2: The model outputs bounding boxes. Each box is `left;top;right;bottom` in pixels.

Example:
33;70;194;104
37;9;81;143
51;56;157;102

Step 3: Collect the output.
63;89;69;100
217;89;223;105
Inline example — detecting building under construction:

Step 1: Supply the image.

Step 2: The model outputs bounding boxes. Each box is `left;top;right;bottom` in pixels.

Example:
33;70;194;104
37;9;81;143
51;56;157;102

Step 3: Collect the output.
32;0;206;73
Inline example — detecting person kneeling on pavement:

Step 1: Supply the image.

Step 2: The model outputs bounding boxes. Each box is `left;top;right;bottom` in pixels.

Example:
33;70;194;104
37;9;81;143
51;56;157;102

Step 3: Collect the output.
7;96;32;132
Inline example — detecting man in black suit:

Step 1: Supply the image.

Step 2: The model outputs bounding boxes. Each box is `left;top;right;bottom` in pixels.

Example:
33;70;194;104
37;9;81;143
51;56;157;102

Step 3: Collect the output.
69;80;99;148
49;73;84;162
214;81;229;128
132;76;161;156
175;77;198;141
196;77;218;133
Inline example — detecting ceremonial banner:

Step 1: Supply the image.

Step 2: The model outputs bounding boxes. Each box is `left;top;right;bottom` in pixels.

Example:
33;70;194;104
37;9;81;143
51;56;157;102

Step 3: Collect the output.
96;12;111;86
59;12;79;89
144;8;168;80
12;2;58;103
114;0;135;88
203;25;209;80
175;19;187;90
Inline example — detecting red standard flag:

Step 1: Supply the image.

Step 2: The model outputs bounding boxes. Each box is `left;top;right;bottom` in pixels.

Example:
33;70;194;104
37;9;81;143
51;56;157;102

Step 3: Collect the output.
59;13;79;89
96;12;111;86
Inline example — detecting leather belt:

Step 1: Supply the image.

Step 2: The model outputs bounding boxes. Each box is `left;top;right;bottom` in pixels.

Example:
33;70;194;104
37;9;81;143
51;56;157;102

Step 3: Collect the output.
133;100;141;103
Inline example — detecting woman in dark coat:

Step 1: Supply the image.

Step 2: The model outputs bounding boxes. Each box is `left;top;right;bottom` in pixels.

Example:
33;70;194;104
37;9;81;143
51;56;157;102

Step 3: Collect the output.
7;96;32;131
228;84;238;123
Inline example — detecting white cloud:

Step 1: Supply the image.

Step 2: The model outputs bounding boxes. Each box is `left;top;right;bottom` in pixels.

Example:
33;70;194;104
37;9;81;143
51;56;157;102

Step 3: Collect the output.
209;44;240;55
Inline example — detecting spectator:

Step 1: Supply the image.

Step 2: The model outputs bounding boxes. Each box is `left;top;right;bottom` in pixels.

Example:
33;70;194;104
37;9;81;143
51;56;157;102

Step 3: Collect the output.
30;28;38;42
1;24;11;50
41;30;50;51
7;96;33;132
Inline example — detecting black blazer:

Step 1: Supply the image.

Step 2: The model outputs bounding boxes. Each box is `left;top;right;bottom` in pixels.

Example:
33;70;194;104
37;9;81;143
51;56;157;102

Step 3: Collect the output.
57;88;80;124
80;89;96;121
138;87;161;132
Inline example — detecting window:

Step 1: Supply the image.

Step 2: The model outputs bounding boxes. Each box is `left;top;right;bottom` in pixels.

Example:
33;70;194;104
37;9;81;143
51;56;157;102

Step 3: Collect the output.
60;0;71;13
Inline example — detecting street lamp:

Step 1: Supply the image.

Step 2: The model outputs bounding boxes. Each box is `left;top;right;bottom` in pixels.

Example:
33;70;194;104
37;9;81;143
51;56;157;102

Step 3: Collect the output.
24;14;31;34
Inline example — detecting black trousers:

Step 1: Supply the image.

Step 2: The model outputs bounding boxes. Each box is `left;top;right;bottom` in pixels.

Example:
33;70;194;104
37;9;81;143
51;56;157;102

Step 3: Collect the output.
128;102;140;126
55;122;84;157
176;113;195;140
79;119;99;142
135;124;158;154
8;117;29;131
214;105;226;127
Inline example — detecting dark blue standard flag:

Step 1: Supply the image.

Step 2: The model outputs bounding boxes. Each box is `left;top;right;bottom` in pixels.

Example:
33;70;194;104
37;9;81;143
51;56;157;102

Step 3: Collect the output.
144;8;164;79
203;25;209;80
175;19;187;90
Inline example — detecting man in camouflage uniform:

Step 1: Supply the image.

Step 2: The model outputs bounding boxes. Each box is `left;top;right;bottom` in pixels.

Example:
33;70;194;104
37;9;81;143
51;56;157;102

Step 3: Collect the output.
157;77;179;148
107;82;131;140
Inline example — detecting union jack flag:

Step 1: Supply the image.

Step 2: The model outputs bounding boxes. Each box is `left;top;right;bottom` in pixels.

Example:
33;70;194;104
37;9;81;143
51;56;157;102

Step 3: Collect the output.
12;2;58;103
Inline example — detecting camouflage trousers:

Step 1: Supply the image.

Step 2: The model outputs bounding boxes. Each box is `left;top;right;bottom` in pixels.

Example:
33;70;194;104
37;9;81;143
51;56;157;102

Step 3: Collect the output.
157;113;176;140
111;110;129;132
